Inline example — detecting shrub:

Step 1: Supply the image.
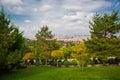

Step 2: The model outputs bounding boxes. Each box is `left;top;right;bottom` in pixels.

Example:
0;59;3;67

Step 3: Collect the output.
107;58;119;65
16;64;27;69
71;60;77;66
63;59;70;67
49;60;57;66
58;60;62;67
87;60;95;65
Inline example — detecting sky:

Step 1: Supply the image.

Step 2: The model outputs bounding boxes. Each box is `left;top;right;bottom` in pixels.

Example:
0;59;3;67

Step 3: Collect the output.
0;0;120;39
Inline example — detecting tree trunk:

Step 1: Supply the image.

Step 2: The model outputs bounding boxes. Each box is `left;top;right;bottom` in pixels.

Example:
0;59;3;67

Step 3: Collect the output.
45;59;47;65
57;60;58;67
81;64;84;72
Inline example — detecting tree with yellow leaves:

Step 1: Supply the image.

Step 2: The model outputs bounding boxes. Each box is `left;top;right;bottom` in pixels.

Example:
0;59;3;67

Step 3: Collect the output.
23;52;35;61
71;42;88;71
51;50;64;67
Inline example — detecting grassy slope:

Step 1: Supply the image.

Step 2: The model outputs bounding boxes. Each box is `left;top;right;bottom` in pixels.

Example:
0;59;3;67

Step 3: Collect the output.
1;66;120;80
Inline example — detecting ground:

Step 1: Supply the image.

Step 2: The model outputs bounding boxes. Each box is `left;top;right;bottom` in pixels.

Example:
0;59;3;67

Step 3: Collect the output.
1;66;120;80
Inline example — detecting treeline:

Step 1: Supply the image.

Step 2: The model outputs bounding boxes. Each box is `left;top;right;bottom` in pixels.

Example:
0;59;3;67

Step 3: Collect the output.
24;10;120;68
0;8;120;73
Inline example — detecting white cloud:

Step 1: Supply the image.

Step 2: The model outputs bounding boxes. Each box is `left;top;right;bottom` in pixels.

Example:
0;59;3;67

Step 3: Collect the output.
1;0;22;5
0;0;25;14
19;25;39;39
34;4;53;12
11;6;24;14
1;0;115;38
24;20;31;23
62;12;94;27
62;0;112;11
63;5;82;10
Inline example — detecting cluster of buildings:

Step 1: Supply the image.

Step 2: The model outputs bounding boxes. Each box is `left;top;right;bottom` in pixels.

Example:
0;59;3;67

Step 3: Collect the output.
27;35;90;43
54;35;90;42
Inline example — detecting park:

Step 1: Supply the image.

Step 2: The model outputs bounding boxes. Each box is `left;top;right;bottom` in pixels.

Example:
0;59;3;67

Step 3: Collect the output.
0;0;120;80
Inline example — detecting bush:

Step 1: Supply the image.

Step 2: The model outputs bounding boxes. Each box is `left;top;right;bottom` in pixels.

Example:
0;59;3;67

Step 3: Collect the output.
107;58;119;65
71;60;77;66
16;64;27;69
58;60;62;67
88;60;95;65
41;59;46;65
63;59;70;67
49;60;57;66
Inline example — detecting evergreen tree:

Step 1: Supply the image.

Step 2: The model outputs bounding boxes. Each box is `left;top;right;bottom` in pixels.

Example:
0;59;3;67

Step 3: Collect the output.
84;11;120;62
0;8;25;72
90;11;120;38
35;26;59;65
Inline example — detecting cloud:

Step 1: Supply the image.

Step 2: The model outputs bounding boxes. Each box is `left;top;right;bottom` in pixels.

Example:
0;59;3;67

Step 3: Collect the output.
24;20;31;23
1;0;23;5
34;4;53;12
63;12;94;23
19;25;39;39
0;0;24;15
63;5;82;11
62;0;112;11
0;0;117;38
11;6;24;14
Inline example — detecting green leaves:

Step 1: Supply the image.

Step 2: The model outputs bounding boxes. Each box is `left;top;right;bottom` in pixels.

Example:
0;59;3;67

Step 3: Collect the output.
0;8;25;71
90;11;120;39
35;26;58;65
85;11;120;61
36;26;54;40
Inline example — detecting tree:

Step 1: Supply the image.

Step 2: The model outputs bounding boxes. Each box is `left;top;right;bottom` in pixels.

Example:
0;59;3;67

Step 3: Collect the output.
71;42;88;71
23;46;35;61
90;11;120;38
85;11;120;62
51;50;64;67
35;26;59;65
23;52;35;61
0;8;25;72
60;46;73;59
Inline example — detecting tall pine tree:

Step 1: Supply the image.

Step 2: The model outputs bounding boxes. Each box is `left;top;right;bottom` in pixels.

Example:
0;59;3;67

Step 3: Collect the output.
0;8;25;72
85;11;120;62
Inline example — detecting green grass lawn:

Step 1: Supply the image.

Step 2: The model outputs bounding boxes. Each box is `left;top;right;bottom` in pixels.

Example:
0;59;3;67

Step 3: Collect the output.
1;66;120;80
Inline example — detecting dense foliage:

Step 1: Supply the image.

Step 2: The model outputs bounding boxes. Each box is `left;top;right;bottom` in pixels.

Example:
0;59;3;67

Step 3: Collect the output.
1;7;120;73
35;26;60;65
0;8;25;72
85;11;120;62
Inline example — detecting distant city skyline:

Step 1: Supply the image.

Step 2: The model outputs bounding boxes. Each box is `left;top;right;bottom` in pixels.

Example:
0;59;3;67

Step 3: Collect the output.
0;0;120;39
